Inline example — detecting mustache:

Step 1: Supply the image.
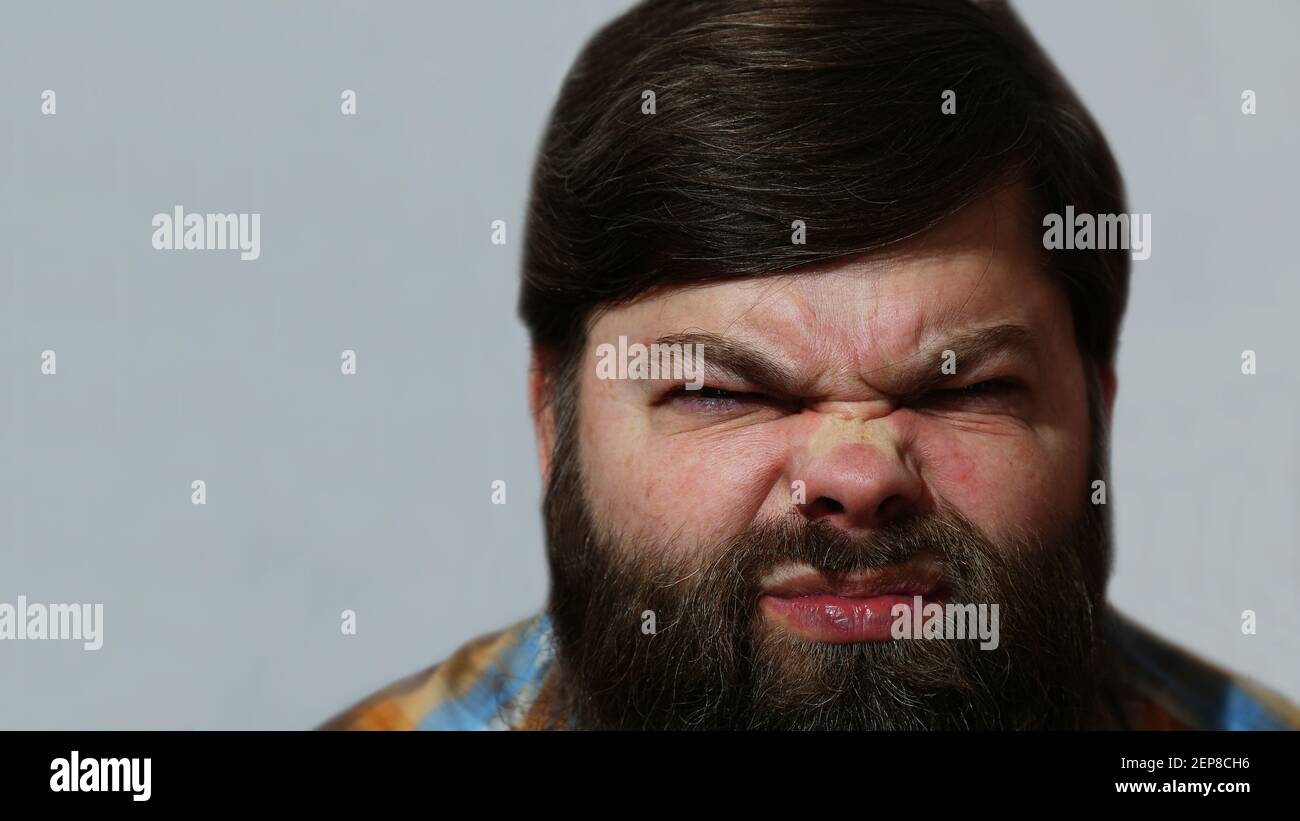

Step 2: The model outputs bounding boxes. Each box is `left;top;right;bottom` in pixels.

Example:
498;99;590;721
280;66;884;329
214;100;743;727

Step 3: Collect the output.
643;508;993;596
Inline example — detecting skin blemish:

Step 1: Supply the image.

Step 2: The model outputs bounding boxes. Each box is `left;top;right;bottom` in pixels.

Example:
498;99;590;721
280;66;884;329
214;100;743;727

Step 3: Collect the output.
805;411;901;459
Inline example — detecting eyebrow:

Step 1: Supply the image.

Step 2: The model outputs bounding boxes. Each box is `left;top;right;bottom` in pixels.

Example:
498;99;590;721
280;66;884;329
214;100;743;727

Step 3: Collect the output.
652;331;804;396
652;323;1038;399
891;323;1038;400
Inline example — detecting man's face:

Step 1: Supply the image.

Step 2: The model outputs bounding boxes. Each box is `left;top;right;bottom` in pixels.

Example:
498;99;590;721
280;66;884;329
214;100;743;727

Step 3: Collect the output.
539;187;1113;729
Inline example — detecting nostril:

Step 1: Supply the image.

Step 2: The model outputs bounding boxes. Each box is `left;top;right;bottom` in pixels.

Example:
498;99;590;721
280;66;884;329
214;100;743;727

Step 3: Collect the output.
815;497;845;515
876;495;906;523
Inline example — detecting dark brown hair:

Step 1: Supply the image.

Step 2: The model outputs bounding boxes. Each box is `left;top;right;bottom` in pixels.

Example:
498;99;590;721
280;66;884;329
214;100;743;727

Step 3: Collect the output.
520;0;1129;390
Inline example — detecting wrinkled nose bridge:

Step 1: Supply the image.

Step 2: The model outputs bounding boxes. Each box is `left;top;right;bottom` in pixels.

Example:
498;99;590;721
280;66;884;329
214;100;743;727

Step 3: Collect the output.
804;410;899;458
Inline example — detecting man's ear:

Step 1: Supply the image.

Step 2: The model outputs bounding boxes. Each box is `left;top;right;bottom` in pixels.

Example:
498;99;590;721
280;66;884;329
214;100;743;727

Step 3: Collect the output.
529;347;558;490
1098;364;1118;424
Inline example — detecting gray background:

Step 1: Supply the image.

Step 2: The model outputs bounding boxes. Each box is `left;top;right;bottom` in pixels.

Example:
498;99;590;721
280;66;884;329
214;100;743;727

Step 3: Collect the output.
1;0;1296;729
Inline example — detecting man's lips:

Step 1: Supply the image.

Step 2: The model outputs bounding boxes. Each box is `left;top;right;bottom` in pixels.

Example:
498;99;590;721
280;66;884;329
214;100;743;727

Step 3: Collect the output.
759;564;943;644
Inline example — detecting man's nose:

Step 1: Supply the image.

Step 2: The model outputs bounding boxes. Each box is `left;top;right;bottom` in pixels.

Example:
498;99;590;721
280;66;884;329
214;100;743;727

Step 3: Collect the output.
793;416;924;531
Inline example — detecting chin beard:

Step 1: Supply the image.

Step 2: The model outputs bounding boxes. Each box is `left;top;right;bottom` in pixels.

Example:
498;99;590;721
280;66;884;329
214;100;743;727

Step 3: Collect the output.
541;398;1112;731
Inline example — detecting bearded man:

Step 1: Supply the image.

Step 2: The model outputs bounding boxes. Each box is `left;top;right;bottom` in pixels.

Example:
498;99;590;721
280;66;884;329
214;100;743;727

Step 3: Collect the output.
324;0;1300;731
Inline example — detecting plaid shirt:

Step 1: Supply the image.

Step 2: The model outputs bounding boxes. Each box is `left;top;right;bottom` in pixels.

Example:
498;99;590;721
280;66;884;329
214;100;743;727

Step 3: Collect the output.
321;608;1300;731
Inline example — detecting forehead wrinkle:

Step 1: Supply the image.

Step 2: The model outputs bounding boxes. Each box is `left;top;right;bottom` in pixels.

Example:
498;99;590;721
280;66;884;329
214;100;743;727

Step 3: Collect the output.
718;279;838;390
733;272;898;395
790;266;954;389
721;275;806;338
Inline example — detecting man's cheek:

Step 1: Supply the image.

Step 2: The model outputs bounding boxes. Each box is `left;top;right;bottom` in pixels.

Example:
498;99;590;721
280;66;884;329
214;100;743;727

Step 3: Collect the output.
665;430;790;535
586;421;788;547
920;433;1075;537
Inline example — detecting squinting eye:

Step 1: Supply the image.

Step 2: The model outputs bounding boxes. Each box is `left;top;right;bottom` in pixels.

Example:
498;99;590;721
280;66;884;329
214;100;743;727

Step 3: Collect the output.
926;379;1019;406
669;386;756;413
949;380;1008;396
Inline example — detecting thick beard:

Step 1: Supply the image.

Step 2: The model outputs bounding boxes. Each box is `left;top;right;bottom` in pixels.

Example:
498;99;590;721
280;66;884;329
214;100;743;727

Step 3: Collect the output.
541;379;1112;731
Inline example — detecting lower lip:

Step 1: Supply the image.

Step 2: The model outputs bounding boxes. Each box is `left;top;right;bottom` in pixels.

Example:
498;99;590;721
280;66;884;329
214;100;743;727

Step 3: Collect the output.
760;594;929;643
